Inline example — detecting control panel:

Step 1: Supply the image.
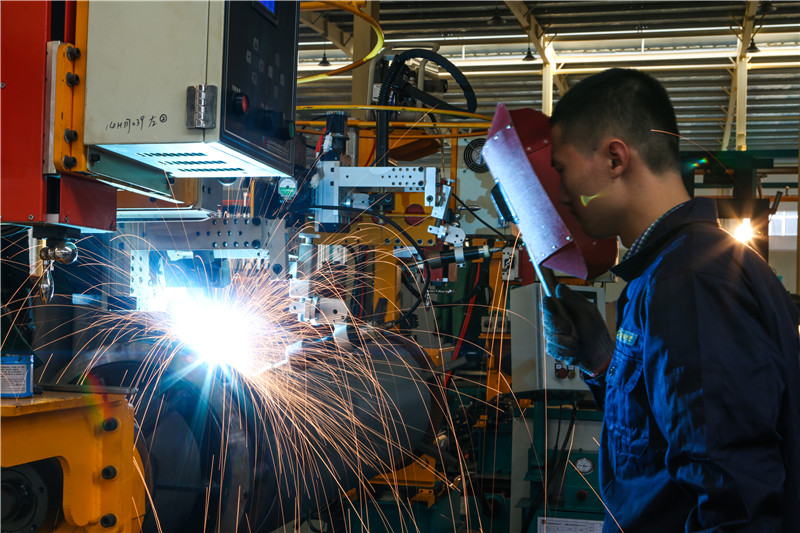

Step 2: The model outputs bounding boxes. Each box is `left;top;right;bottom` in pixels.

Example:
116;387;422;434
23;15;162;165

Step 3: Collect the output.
221;1;297;172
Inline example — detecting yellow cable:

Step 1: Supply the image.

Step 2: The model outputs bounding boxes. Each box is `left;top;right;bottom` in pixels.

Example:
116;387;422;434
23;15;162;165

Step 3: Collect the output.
297;1;383;84
296;104;492;122
297;128;488;139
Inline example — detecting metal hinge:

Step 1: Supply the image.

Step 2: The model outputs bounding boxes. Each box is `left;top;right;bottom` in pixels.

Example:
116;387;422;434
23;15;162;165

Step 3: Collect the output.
186;85;217;129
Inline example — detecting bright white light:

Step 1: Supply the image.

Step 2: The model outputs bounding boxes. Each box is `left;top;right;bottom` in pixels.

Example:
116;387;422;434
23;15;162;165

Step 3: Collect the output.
734;218;754;243
163;288;258;372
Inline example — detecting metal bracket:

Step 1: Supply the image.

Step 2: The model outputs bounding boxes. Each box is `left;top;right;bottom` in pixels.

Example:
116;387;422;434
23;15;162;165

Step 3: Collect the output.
427;223;466;246
186;85;217;129
312;162;438;225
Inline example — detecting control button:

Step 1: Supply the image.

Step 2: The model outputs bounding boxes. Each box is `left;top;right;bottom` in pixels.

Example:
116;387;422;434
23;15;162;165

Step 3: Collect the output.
253;38;259;52
259;59;265;73
231;93;249;115
554;362;569;380
246;50;252;64
251;72;258;85
576;490;588;502
268;65;273;79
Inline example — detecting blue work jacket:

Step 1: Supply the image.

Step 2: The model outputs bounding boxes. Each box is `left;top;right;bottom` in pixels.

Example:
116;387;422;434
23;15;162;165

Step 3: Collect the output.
587;197;800;532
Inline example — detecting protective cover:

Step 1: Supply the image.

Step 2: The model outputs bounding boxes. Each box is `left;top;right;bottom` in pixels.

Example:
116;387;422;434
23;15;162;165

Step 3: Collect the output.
482;103;618;280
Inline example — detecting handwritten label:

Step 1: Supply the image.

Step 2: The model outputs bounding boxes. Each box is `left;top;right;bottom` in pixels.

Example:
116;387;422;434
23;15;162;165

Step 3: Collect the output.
106;113;168;133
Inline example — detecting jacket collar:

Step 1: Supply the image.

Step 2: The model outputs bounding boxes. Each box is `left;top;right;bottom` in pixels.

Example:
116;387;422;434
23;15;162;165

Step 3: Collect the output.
611;197;720;282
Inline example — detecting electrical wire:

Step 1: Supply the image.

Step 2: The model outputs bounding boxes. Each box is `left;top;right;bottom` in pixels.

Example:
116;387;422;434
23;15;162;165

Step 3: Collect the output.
450;192;508;240
521;402;578;532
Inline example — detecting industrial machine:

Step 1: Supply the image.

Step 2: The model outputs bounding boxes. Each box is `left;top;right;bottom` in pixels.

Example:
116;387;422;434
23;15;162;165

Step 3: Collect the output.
1;2;610;532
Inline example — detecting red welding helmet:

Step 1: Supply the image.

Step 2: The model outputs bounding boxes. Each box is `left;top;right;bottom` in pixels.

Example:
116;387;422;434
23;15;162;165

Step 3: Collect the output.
482;103;618;280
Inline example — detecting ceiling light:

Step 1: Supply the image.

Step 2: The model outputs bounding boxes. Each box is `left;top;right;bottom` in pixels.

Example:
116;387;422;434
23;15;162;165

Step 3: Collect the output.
318;51;331;67
522;44;535;61
487;6;506;26
758;1;777;15
746;38;761;54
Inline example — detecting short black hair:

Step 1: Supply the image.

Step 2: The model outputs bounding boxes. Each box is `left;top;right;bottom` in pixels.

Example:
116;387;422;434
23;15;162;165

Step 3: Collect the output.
550;68;680;175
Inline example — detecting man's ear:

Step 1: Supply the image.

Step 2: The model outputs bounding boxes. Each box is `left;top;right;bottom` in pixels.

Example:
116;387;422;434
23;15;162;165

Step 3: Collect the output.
607;139;629;178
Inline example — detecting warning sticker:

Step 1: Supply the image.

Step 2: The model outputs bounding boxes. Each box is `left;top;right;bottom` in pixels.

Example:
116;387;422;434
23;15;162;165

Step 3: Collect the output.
537;517;604;533
1;362;31;395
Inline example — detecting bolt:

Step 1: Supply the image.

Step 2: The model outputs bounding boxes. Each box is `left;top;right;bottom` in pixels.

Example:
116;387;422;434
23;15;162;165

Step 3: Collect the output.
89;153;101;164
233;241;239;247
63;155;77;169
426;195;433;202
28;214;34;221
101;466;117;480
65;216;69;223
100;514;117;528
101;417;118;432
252;240;261;248
64;129;78;143
66;46;81;61
0;82;5;89
212;242;218;248
65;72;80;87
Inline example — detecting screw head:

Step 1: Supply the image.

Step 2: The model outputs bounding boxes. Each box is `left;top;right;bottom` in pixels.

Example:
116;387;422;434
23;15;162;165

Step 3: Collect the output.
101;466;117;480
101;417;118;432
66;46;81;61
63;155;78;169
28;214;35;221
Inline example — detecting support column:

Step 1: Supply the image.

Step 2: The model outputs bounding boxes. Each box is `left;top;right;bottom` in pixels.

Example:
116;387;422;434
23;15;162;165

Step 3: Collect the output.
350;1;379;121
542;54;554;115
735;55;748;151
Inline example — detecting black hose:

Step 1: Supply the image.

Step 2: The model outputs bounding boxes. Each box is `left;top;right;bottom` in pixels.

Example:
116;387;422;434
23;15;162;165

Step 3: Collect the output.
451;192;508;240
376;48;477;166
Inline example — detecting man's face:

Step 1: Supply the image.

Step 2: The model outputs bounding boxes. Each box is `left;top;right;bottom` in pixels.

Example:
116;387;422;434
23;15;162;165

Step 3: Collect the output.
550;125;617;239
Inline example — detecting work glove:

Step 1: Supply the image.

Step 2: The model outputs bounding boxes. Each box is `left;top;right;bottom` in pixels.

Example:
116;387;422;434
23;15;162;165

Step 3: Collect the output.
541;283;614;376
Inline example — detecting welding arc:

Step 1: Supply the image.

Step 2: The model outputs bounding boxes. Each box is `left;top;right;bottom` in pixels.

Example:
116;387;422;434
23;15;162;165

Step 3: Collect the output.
312;205;430;328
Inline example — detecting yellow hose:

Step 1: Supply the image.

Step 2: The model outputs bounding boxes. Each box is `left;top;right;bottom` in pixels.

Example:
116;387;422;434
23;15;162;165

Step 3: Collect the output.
297;1;384;84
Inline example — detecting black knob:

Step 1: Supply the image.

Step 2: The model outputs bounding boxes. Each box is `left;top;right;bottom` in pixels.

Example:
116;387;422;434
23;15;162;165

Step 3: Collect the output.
231;93;249;115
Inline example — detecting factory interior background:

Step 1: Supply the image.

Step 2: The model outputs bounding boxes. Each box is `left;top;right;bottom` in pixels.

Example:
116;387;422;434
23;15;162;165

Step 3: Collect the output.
1;1;799;532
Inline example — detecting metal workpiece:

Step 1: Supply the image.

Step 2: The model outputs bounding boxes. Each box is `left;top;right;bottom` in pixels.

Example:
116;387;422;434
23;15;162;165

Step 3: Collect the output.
186;84;218;129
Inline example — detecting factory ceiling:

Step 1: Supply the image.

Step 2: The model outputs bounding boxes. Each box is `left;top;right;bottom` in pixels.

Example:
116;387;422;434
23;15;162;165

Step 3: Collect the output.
296;1;800;161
